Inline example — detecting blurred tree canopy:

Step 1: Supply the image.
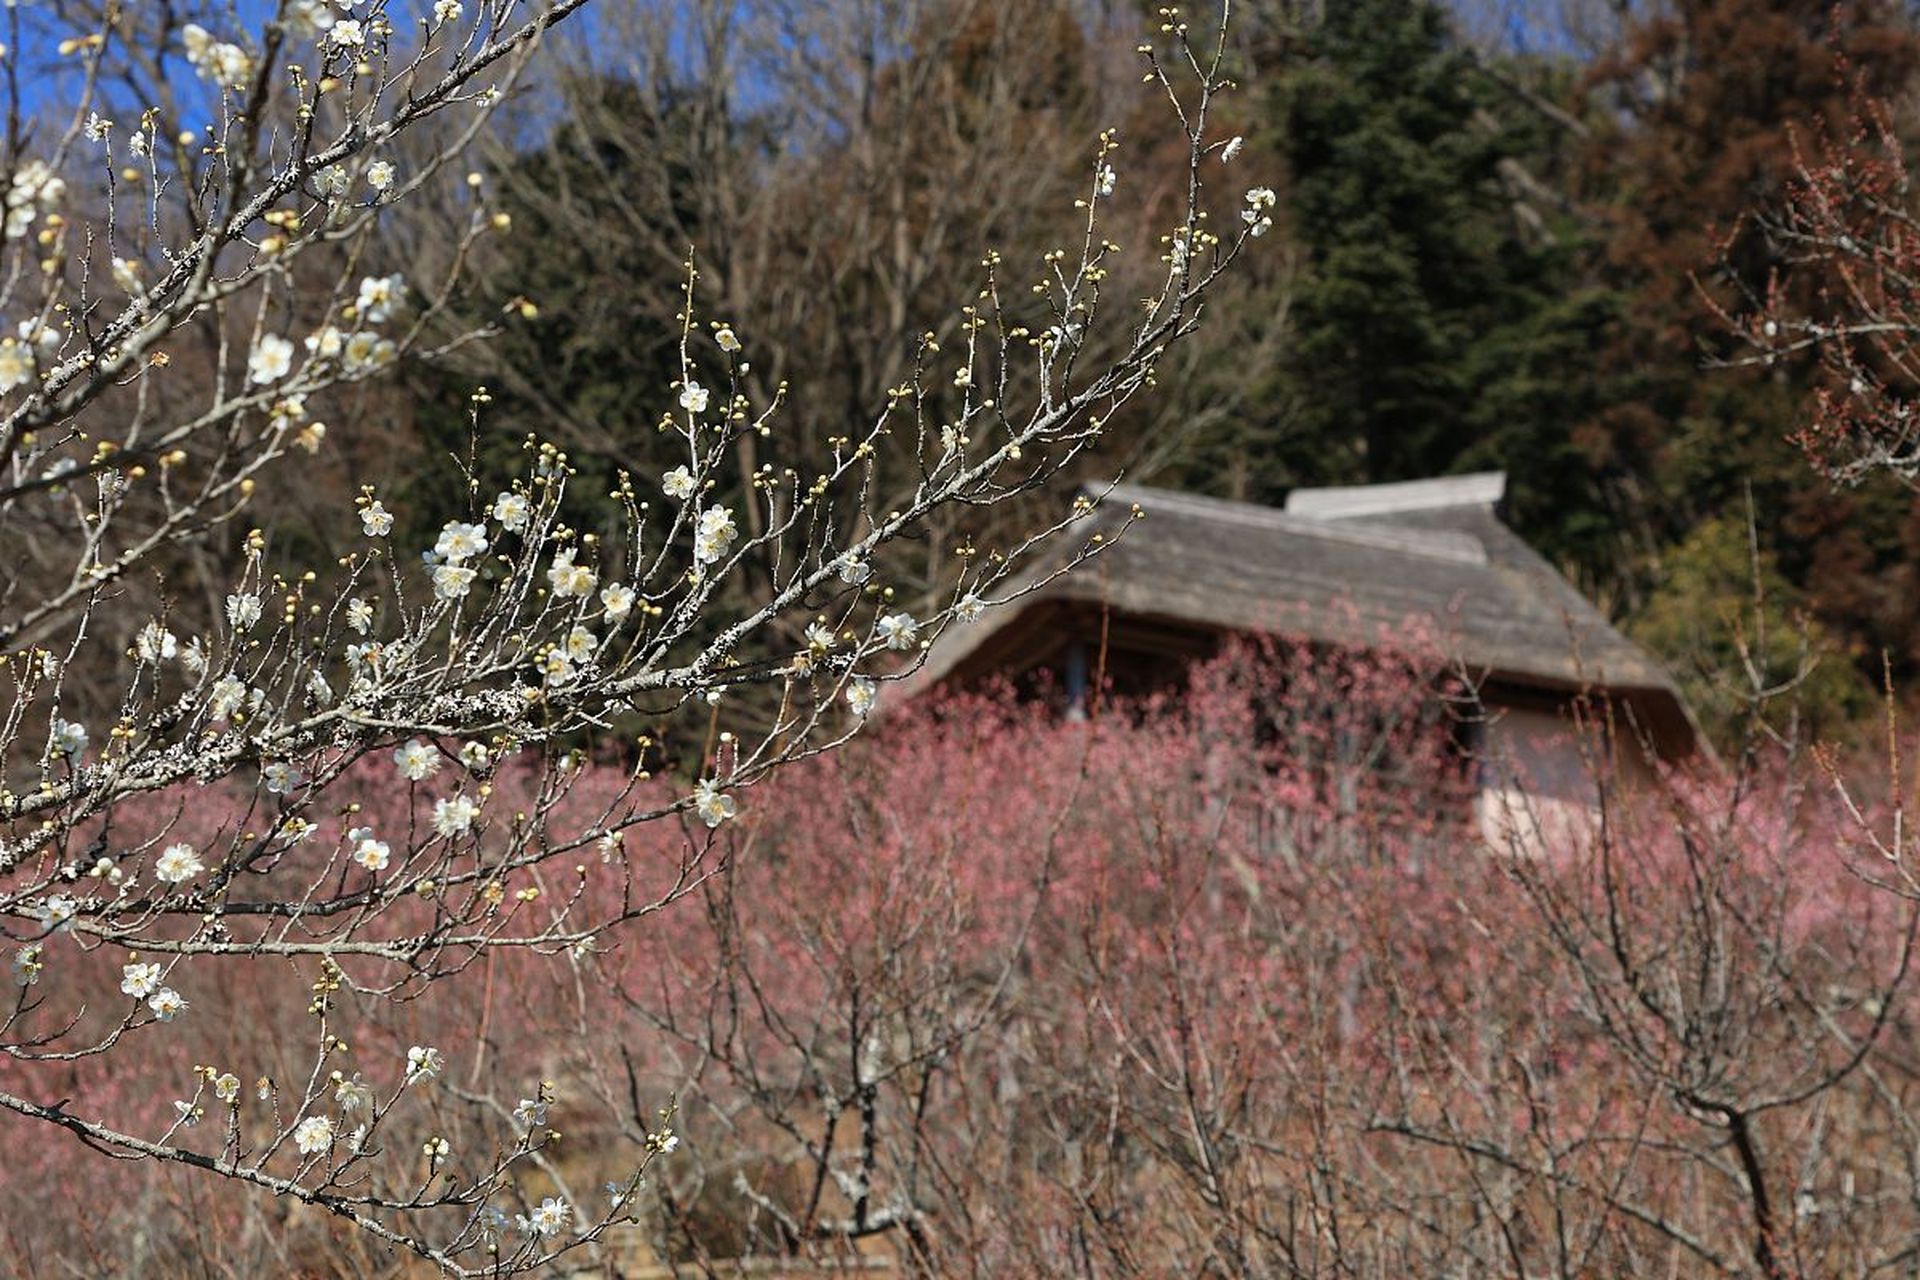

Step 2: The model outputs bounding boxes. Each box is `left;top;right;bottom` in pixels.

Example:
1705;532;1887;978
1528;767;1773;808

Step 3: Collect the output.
338;0;1920;745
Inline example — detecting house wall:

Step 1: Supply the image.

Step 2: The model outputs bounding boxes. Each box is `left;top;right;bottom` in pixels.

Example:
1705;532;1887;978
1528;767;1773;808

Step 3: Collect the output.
1473;701;1659;854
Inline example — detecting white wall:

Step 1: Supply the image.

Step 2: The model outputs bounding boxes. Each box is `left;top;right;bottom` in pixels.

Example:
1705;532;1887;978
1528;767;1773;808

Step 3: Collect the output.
1475;704;1603;855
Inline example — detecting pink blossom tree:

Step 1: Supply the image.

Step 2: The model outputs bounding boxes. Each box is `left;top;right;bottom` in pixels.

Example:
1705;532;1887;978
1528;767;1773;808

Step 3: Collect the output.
488;638;1920;1277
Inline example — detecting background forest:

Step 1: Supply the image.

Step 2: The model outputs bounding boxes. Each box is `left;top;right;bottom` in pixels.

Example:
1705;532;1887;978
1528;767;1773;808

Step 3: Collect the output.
170;0;1920;750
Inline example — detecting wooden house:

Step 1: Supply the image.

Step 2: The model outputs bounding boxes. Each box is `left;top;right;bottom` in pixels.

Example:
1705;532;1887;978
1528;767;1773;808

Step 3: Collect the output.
911;472;1701;843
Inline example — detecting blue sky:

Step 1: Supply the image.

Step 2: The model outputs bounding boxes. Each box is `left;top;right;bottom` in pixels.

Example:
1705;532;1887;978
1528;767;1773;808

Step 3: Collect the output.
1;2;1604;156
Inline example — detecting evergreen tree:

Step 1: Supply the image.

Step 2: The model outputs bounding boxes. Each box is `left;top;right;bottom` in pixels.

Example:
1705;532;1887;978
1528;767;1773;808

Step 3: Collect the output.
1278;0;1495;483
1221;0;1614;568
401;72;724;549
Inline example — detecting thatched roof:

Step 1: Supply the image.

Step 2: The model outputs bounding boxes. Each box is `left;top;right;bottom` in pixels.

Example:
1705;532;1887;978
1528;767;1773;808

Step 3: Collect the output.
914;473;1700;757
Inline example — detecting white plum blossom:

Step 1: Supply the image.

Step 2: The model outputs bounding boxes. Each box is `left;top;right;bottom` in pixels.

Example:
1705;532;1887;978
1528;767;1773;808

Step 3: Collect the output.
365;159;396;192
209;42;254;89
600;582;635;620
1221;134;1244;163
283;0;336;40
715;326;741;352
248;334;294;384
306;670;333;705
876;612;919;650
342;330;396;373
148;987;188;1021
837;554;871;585
564;627;597;662
262;762;300;794
523;1197;570;1239
693;779;736;828
334;1073;373;1115
405;1045;445;1084
293;1115;334;1155
458;740;490;770
121;961;162;999
352;832;391;872
433;520;489;563
19;320;61;353
50;718;87;757
226;592;262;631
173;1101;202;1128
512;1095;550;1133
346;598;373;634
361;500;394;537
182;24;253;90
548;549;596;598
155;843;204;884
678;381;710;414
3;159;63;238
394;740;439;781
1042;321;1083;352
847;678;877;718
956;592;986;623
135;622;178;662
13;945;42;987
662;466;696;500
491;491;531;531
208;675;249;720
539;648;574;688
355;273;405;324
433;0;464;23
432;794;479;837
694;506;738;564
432;563;477;601
1095;163;1116;197
38;895;76;931
277;392;314;438
213;1073;241;1104
1243;186;1277;238
329;19;365;50
0;339;32;393
306;325;345;360
278;817;317;847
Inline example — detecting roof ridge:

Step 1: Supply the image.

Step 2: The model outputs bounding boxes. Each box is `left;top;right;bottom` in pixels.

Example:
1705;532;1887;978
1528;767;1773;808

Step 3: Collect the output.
1284;471;1507;519
1089;483;1488;567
